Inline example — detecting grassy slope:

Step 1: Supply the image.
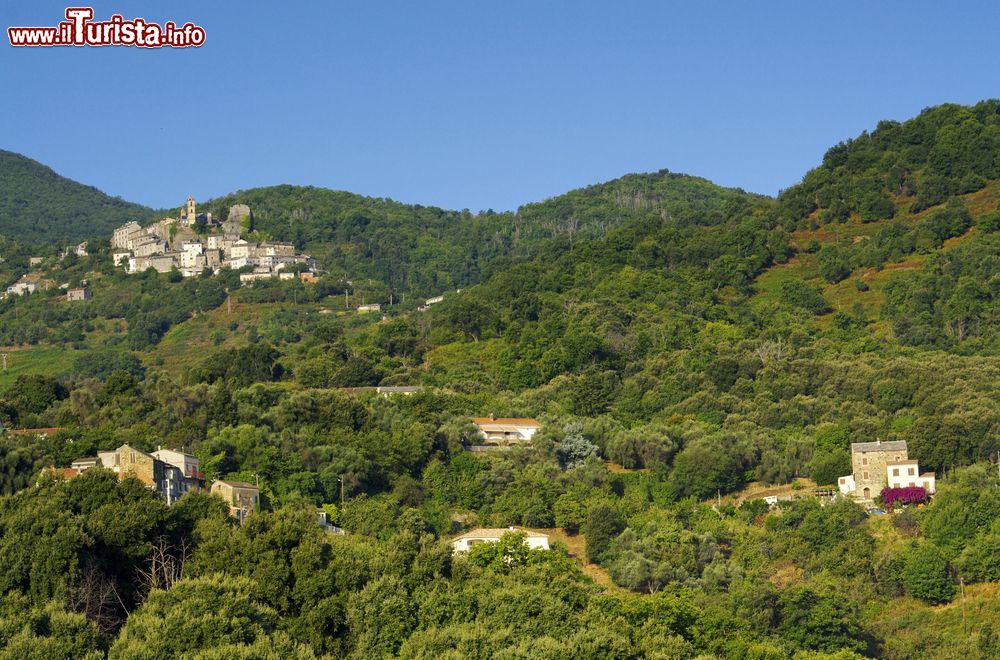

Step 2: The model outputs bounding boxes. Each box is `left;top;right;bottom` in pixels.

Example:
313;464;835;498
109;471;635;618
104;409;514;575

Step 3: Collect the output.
869;581;1000;659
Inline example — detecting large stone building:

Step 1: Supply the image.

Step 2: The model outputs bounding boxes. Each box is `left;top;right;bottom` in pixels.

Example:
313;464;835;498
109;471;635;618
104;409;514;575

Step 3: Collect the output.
838;440;936;500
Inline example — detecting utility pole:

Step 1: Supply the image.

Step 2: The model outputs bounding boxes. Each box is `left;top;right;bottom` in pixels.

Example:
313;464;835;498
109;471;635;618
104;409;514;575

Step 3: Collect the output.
339;474;345;507
1;353;6;371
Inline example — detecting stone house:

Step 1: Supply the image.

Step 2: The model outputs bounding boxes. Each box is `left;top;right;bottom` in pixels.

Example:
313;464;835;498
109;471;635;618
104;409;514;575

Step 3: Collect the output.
66;287;92;302
210;480;260;523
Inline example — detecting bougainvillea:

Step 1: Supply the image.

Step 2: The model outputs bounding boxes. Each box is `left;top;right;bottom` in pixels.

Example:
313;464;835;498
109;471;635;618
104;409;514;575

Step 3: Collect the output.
880;486;927;507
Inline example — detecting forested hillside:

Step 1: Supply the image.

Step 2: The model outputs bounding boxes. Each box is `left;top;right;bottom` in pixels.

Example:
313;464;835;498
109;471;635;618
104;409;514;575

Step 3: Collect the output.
201;171;752;298
0;150;155;245
1;102;1000;658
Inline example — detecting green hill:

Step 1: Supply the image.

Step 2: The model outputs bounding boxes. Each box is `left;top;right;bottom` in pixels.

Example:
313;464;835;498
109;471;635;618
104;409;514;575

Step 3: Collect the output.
200;171;749;298
0;150;155;245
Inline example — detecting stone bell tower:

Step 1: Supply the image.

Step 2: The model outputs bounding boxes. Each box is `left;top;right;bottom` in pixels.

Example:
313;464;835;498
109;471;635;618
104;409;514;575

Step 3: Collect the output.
185;195;196;223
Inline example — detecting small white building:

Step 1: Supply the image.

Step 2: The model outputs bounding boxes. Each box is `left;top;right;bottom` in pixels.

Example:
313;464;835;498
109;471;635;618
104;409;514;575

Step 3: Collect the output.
451;527;550;554
6;280;38;296
419;295;445;311
837;474;856;496
357;304;381;313
886;460;936;493
472;415;541;445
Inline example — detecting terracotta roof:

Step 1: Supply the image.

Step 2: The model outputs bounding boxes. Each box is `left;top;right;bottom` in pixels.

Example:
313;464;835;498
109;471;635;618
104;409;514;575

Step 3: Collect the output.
453;527;548;541
472;417;541;427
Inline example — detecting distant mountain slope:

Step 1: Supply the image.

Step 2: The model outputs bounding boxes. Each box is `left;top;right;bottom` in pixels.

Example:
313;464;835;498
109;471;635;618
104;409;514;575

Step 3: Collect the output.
203;171;754;298
778;99;1000;226
0;150;153;244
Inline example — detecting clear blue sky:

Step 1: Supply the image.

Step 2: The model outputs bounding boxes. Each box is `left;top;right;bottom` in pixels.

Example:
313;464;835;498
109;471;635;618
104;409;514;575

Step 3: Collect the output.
2;1;999;212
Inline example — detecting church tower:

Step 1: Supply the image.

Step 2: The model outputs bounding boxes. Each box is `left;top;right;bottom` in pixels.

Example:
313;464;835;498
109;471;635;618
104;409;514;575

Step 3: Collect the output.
186;195;196;223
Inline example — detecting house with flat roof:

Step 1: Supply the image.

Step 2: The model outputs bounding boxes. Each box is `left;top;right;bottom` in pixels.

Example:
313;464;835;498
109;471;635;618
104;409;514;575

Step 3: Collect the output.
451;527;550;554
471;415;541;446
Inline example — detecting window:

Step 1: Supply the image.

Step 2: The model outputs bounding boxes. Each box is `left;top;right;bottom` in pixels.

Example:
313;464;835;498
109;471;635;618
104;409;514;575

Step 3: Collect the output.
908;468;915;476
863;471;869;480
892;468;899;476
862;457;868;465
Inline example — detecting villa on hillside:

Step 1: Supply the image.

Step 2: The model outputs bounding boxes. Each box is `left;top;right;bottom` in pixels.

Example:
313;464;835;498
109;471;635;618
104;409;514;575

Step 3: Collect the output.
471;415;541;447
451;527;550;554
837;439;935;501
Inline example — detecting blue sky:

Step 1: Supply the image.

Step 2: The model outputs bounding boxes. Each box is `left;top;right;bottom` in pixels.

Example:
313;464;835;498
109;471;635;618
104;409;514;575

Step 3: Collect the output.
2;1;999;211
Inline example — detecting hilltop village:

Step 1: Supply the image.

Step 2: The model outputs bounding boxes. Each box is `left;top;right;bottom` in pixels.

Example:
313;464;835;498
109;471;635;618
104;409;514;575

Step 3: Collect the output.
110;196;319;283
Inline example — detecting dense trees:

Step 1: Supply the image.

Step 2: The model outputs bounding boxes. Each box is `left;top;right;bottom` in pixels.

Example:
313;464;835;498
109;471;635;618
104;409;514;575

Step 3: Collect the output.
0;150;155;245
779;100;1000;224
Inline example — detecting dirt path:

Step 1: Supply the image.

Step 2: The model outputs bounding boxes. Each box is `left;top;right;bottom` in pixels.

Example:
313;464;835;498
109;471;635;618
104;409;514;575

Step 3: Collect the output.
525;526;622;591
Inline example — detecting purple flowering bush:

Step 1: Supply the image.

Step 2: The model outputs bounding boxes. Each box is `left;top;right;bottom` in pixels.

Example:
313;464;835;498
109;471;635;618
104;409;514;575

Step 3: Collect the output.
880;486;927;507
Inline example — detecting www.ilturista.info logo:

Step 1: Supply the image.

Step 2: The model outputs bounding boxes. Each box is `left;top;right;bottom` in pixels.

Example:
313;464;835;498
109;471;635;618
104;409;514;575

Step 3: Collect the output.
8;7;205;48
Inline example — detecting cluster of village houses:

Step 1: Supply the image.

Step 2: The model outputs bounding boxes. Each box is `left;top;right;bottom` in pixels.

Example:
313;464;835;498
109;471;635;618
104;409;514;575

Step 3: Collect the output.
111;197;319;283
3;243;90;299
59;444;262;523
4;196;321;300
